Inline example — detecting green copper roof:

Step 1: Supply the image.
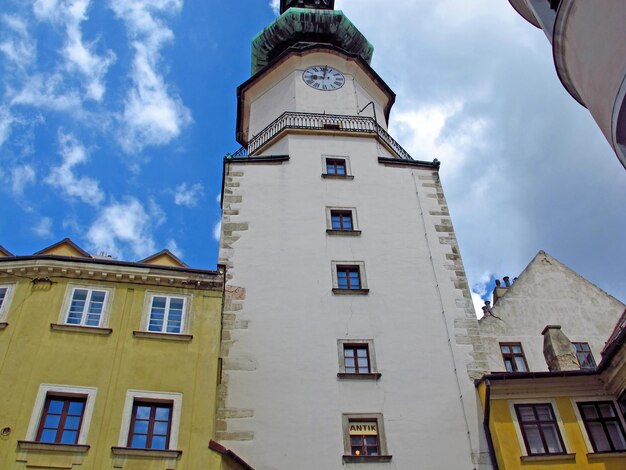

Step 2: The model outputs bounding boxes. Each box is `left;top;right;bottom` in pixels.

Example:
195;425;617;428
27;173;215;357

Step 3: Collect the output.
251;8;374;75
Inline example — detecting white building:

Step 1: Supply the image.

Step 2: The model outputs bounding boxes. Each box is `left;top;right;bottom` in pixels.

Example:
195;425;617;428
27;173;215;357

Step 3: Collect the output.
508;0;626;169
216;1;490;468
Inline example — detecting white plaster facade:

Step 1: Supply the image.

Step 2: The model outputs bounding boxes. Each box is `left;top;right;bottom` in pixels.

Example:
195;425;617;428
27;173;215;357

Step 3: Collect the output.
508;0;626;169
218;44;491;469
479;251;626;373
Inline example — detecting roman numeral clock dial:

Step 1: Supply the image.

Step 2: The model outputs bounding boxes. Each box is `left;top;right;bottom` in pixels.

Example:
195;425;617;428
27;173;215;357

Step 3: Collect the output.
302;65;345;91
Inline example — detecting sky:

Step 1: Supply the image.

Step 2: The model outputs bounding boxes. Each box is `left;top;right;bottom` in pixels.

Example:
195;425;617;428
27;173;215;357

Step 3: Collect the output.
0;0;624;316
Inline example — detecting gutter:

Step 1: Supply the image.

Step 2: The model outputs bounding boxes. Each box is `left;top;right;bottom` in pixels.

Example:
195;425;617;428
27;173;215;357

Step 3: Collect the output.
209;440;255;470
483;380;500;470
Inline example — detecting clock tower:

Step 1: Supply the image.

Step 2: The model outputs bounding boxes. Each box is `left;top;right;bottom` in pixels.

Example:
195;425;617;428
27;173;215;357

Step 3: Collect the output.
218;2;490;468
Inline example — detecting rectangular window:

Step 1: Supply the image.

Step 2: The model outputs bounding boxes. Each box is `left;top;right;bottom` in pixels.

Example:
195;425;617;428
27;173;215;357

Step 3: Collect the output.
337;266;361;290
66;288;108;327
343;344;371;374
342;414;391;462
349;420;380;456
578;401;626;452
148;295;186;334
331;210;354;231
128;401;173;450
0;286;7;309
326;158;347;176
573;342;596;369
0;285;14;321
500;343;528;372
36;395;86;445
514;403;565;456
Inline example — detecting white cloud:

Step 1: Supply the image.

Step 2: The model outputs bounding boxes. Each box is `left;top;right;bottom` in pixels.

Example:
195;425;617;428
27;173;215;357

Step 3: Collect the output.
390;101;488;179
0;107;16;147
10;164;36;197
33;216;53;237
0;14;36;68
166;238;183;259
86;197;159;259
33;0;116;102
110;0;191;153
10;73;83;111
212;219;221;242
270;0;280;15
472;292;485;319
173;182;203;207
44;132;105;205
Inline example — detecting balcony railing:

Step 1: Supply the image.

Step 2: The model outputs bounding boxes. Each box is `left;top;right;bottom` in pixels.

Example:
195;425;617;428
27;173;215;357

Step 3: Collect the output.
231;112;413;161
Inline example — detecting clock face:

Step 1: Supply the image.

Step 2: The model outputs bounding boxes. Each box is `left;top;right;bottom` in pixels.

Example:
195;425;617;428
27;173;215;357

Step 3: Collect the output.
302;66;345;91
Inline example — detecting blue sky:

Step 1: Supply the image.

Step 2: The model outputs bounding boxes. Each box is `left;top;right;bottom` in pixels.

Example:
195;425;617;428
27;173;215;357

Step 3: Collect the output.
1;0;624;315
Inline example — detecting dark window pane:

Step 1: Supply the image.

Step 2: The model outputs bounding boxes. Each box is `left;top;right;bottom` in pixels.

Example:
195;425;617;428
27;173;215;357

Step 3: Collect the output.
61;430;77;444
44;414;61;429
64;416;81;430
131;434;147;448
134;420;149;434
40;429;57;443
136;406;151;420
151;435;167;449
48;400;64;414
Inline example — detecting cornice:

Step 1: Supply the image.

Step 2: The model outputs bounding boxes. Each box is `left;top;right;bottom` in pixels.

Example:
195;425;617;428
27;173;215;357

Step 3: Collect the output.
0;258;224;292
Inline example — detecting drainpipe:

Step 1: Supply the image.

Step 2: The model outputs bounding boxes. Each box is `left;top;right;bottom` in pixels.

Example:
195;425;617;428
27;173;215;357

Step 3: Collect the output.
483;380;500;470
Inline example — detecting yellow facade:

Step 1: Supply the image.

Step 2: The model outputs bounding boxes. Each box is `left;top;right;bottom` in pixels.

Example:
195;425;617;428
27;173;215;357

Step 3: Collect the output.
0;242;249;469
479;381;626;470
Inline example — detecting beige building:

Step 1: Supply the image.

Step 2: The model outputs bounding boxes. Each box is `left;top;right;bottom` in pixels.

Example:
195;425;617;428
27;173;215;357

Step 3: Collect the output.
508;0;626;169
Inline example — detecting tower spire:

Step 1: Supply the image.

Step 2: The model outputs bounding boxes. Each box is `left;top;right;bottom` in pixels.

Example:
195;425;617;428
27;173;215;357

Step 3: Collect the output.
279;0;335;14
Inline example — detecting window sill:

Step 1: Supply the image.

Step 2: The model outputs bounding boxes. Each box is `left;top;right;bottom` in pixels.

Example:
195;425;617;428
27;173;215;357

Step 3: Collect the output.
0;322;7;330
327;229;362;236
18;441;90;453
51;323;112;335
338;373;381;380
343;455;392;463
587;451;626;460
332;288;369;295
322;173;354;180
111;447;182;459
133;331;193;342
521;453;576;462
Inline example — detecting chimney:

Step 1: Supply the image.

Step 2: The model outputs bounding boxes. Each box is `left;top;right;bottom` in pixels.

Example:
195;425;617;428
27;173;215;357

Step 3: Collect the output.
542;325;580;371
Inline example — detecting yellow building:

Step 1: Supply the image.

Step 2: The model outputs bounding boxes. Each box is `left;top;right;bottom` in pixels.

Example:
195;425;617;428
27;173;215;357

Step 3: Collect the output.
0;239;254;470
477;312;626;469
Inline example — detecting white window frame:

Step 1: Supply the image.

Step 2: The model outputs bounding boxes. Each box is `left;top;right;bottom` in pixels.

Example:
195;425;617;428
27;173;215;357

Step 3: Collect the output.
143;293;191;335
60;285;113;328
322;155;352;177
0;284;15;322
25;384;97;445
571;397;626;454
326;207;360;232
509;399;570;457
118;390;183;450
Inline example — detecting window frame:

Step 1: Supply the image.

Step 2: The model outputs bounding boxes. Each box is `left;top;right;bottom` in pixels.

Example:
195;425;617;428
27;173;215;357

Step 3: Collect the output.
25;384;97;446
117;390;183;451
337;339;380;379
500;342;529;372
143;293;191;335
0;283;15;322
575;400;626;453
322;155;353;179
127;400;174;450
331;262;368;294
513;403;567;456
341;413;391;462
62;286;111;328
572;342;597;369
36;394;87;445
325;207;361;235
509;399;570;458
